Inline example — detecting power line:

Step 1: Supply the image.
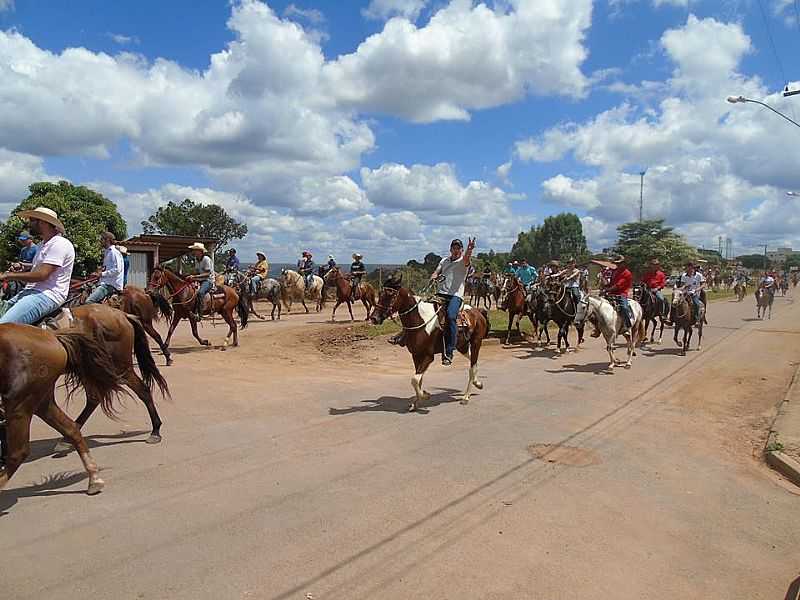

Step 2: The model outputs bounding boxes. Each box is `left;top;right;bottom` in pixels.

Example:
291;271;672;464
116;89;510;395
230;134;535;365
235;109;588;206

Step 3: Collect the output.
756;0;788;86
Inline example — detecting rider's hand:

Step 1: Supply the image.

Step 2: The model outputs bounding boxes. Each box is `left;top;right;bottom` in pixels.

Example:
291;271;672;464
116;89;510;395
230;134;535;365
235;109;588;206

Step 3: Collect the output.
467;237;476;251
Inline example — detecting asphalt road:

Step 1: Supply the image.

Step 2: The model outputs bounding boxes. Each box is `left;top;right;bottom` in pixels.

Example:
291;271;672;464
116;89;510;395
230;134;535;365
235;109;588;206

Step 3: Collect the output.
2;292;799;600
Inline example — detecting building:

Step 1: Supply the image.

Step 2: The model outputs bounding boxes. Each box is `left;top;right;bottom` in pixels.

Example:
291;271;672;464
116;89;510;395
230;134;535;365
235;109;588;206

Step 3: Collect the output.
766;247;799;264
122;234;218;288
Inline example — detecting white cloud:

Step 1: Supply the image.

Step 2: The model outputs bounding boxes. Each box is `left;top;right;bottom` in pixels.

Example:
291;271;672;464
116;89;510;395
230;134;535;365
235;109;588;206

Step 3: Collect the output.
362;0;428;21
108;33;140;45
496;160;512;186
283;3;325;24
0;0;13;12
0;149;58;212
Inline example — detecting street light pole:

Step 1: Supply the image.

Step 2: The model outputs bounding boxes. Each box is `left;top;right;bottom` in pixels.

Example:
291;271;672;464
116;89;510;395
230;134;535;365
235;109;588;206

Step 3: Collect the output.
639;170;646;222
726;95;800;129
764;244;769;271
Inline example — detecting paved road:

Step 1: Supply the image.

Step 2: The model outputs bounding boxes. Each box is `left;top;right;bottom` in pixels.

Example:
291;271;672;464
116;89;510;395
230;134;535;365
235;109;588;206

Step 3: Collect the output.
3;293;799;599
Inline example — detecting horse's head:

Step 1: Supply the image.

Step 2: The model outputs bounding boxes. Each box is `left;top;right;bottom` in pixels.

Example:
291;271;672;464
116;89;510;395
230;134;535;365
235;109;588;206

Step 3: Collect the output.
632;283;644;301
574;294;592;327
147;265;166;292
671;288;685;307
324;266;339;282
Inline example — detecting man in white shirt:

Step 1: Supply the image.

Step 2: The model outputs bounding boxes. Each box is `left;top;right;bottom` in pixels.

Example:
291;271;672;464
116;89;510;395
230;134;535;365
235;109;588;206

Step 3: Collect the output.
0;207;75;324
86;232;124;304
188;242;215;320
430;237;476;366
760;272;776;295
678;261;706;322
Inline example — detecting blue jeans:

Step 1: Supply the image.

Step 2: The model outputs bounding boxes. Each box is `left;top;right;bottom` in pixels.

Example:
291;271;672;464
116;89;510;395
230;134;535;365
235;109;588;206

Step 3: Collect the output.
250;275;263;295
616;295;632;328
86;283;118;304
196;280;213;314
442;295;463;358
0;289;60;325
690;293;702;319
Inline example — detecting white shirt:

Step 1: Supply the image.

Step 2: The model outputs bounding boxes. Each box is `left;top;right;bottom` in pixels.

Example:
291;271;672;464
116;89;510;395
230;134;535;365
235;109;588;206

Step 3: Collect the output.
761;276;775;289
679;271;705;293
26;234;75;303
435;255;468;299
194;255;215;281
100;245;125;290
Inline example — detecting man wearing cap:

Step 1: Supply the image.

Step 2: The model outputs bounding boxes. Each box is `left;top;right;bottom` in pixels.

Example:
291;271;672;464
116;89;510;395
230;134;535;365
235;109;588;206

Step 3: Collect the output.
225;248;240;272
188;242;215;320
17;231;38;267
677;262;706;323
430;237;476;366
350;253;366;301
759;270;776;297
250;251;269;295
298;252;315;289
85;232;124;304
0;207;75;324
541;260;560;282
603;256;634;334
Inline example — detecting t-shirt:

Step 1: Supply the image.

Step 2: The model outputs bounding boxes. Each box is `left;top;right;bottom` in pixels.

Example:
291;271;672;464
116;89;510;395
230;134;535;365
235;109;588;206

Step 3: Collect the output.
100;245;125;290
350;261;366;275
761;276;775;289
680;271;705;293
25;234;75;303
19;244;38;263
436;255;468;299
517;265;538;286
194;255;215;281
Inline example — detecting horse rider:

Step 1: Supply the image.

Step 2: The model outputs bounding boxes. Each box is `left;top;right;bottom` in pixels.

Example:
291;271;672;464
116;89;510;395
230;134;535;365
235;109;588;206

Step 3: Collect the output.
677;261;706;323
430;238;476;366
759;271;776;297
579;263;590;293
298;251;315;289
554;258;582;304
225;248;240;272
118;245;130;286
85;231;124;304
602;255;633;335
541;260;559;283
504;262;517;276
16;230;38;268
641;258;667;314
516;258;538;290
350;253;366;300
250;251;269;295
322;254;337;277
188;242;215;320
0;207;75;325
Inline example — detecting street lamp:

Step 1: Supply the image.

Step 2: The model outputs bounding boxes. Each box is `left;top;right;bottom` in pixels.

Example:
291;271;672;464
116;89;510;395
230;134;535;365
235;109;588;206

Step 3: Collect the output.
638;169;646;222
726;95;800;129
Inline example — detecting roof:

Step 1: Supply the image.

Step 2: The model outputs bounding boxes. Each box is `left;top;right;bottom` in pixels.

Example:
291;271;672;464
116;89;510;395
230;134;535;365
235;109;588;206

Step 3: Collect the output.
124;234;219;263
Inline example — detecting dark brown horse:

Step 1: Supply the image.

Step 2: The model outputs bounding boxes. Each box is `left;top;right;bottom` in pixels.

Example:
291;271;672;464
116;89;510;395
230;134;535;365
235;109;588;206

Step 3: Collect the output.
371;278;489;411
0;324;128;495
670;288;703;356
324;266;376;321
148;266;248;348
113;285;175;365
48;304;170;450
499;276;529;344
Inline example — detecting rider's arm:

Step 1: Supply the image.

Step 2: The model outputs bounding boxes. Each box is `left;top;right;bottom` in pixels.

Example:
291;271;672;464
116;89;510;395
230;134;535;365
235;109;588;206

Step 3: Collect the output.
0;263;57;283
463;237;475;267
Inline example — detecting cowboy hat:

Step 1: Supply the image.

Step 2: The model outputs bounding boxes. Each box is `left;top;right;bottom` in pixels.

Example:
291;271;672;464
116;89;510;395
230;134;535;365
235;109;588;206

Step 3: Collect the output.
612;255;626;264
188;242;207;252
548;260;560;267
117;245;128;255
18;207;66;233
256;251;266;259
352;253;362;259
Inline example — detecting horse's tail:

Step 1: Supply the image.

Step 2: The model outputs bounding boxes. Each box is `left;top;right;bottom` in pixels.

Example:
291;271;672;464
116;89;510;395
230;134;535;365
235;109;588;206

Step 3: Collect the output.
237;289;249;329
127;315;170;400
149;291;173;322
55;330;128;419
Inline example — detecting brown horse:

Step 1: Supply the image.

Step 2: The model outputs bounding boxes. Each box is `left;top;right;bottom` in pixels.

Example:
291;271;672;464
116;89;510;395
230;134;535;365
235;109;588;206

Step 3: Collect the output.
0;324;128;495
148;266;248;348
499;276;529;344
371;278;489;411
112;285;174;366
47;304;170;450
324;266;375;321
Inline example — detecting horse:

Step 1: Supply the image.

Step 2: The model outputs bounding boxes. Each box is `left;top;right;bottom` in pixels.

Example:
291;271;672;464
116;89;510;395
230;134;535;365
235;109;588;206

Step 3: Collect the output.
0;324;128;495
734;281;746;302
148;265;248;348
371;280;489;411
470;277;494;309
669;288;704;355
779;278;789;297
545;283;585;354
633;283;669;345
528;285;552;345
324;266;375;321
45;304;170;451
499;276;531;344
236;274;283;321
280;269;323;313
574;295;645;369
755;287;774;320
109;285;174;366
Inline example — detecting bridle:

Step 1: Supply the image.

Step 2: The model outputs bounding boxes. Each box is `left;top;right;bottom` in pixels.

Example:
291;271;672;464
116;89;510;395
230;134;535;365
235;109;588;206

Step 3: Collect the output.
375;287;444;331
150;268;197;305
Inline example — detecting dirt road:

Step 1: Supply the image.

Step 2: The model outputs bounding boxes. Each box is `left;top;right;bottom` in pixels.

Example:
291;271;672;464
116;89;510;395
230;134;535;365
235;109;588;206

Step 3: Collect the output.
2;294;799;599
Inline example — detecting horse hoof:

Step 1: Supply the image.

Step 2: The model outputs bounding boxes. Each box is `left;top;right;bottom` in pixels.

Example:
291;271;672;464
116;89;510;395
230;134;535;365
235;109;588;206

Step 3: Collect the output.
408;404;417;412
473;380;483;390
53;439;72;453
166;358;174;366
87;478;105;495
146;434;162;445
202;340;210;346
460;396;470;405
421;391;431;402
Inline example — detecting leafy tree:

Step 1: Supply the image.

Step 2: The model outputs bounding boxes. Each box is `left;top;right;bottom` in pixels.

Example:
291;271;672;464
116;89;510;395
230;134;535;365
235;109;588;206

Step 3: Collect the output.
423;252;442;273
142;199;248;251
0;181;127;276
511;213;588;265
474;249;511;273
784;254;800;270
736;254;770;270
613;219;697;275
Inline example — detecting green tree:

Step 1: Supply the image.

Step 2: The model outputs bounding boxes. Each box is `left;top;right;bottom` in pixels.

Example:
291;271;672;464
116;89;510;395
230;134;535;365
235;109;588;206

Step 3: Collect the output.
784;254;800;270
613;219;697;275
736;254;769;270
142;199;248;251
0;181;127;276
511;213;588;265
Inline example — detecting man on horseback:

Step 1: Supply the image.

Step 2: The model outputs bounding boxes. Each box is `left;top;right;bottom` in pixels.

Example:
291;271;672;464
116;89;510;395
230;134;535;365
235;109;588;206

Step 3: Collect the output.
431;237;476;366
298;251;315;290
641;258;668;317
555;258;582;304
350;253;366;301
188;242;215;320
16;230;38;267
677;261;705;323
516;259;538;290
85;232;124;304
759;271;776;296
225;248;240;272
541;260;560;282
602;255;633;335
119;245;130;287
249;251;269;295
0;207;75;324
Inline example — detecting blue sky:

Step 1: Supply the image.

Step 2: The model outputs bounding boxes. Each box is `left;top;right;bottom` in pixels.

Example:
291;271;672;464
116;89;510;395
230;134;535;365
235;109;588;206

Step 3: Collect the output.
1;0;800;261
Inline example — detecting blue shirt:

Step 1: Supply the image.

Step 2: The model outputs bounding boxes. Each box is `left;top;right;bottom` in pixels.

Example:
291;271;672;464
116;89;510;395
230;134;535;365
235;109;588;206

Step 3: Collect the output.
226;255;240;270
516;265;538;285
19;243;38;262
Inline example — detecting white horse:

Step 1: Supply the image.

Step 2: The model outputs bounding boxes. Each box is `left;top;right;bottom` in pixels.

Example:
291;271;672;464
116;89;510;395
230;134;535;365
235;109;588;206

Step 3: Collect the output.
280;269;324;313
574;295;645;370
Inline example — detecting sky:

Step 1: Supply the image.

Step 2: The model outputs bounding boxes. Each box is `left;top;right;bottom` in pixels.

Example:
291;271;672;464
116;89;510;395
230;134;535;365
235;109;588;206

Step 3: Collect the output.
2;0;800;262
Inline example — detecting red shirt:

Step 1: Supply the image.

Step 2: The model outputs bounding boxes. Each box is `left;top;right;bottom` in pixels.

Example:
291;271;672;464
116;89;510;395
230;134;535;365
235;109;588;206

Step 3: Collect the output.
607;267;633;297
642;269;666;290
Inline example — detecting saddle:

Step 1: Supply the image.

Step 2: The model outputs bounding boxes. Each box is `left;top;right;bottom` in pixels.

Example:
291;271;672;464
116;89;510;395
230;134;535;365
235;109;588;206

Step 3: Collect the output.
430;296;472;330
33;305;74;330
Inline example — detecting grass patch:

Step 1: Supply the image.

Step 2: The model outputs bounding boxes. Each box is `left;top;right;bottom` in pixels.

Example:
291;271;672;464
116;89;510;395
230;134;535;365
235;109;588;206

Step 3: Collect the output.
359;308;537;339
707;289;735;302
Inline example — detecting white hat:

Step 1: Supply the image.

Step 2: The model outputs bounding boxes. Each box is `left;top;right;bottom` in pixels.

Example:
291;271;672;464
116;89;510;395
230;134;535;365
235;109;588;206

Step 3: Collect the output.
188;242;208;252
18;206;66;233
256;251;266;258
118;245;128;255
353;253;363;259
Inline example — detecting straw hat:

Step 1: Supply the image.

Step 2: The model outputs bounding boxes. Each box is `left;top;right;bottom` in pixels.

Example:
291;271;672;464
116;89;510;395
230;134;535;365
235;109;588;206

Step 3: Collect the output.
612;255;626;264
188;242;208;253
256;251;266;259
118;245;128;255
18;207;65;233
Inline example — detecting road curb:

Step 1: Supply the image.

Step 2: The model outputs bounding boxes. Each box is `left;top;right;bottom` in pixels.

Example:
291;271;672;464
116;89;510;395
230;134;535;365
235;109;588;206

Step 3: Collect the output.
765;451;800;487
764;360;800;487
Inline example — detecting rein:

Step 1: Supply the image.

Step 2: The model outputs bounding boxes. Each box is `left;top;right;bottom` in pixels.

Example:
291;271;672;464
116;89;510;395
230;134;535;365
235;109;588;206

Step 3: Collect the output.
376;288;444;331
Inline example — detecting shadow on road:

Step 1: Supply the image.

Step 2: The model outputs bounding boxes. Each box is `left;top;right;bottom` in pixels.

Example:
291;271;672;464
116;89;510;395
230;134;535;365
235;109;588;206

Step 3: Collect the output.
0;471;88;516
26;430;152;463
544;362;615;375
329;388;465;416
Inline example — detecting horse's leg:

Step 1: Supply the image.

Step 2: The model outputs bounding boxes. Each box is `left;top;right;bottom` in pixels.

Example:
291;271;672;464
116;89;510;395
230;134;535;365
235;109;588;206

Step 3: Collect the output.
125;371;163;444
505;311;514;345
142;320;172;366
52;398;99;453
301;297;310;314
606;334;616;370
331;300;341;322
222;305;238;347
657;319;664;344
346;300;354;322
410;353;434;412
461;333;485;404
188;314;210;346
0;404;33;490
164;311;182;348
696;323;703;351
36;395;104;495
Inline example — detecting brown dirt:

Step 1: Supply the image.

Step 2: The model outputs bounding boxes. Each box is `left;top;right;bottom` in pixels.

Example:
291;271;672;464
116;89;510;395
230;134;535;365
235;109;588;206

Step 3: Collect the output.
527;443;602;467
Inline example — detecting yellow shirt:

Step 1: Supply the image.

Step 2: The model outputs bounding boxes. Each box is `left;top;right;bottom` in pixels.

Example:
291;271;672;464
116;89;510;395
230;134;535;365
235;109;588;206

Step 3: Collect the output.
255;259;269;278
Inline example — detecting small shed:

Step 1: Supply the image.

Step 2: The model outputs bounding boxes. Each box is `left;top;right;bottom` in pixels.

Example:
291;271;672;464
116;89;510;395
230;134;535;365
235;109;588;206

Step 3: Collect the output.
123;234;218;288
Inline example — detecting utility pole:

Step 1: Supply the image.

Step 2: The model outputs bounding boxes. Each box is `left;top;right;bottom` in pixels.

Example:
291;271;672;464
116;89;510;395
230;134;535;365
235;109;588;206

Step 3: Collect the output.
764;244;769;270
639;170;646;222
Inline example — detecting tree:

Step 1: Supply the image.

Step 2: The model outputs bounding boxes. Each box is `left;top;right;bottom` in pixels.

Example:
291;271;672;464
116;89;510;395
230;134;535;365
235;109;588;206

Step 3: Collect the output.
0;181;127;276
613;219;697;275
736;254;769;270
142;199;248;251
511;213;588;265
